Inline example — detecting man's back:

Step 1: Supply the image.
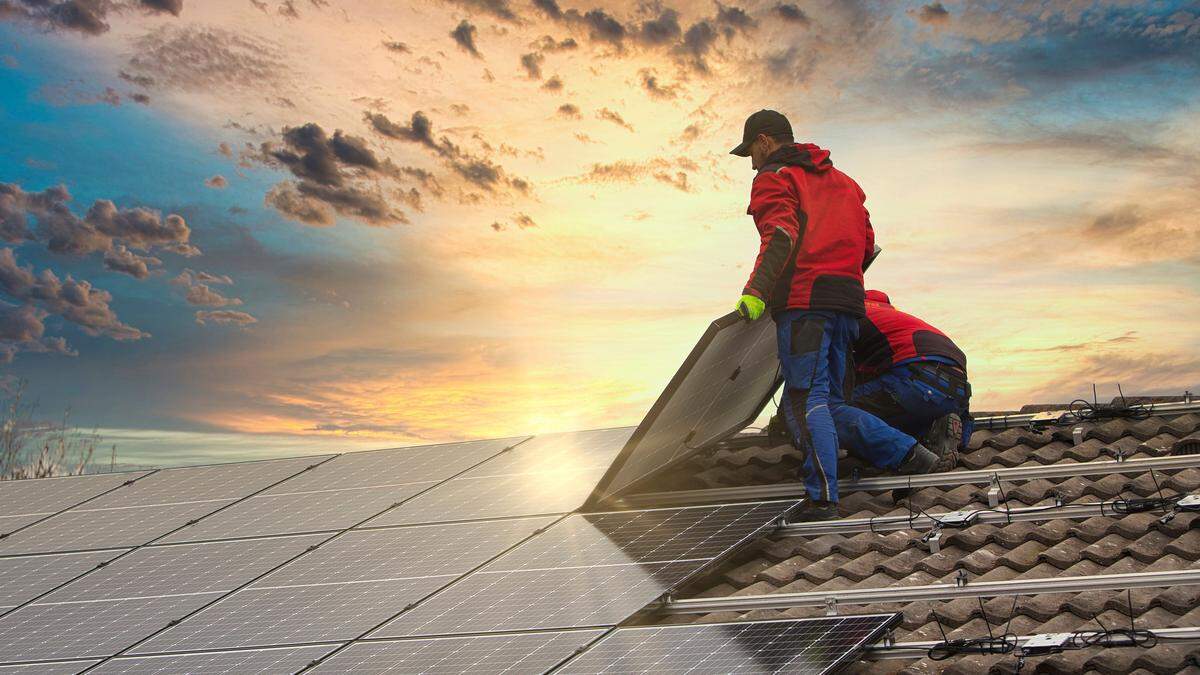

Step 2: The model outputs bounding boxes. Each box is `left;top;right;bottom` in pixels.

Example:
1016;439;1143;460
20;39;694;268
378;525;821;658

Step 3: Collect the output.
746;142;874;316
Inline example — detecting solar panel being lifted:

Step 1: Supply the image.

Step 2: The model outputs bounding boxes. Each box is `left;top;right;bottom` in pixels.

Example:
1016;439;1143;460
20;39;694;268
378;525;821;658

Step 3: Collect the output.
559;614;901;675
586;311;781;507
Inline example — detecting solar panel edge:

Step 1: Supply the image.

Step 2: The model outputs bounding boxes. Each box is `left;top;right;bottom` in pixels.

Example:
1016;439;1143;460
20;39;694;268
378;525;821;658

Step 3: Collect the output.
553;613;903;675
583;312;738;509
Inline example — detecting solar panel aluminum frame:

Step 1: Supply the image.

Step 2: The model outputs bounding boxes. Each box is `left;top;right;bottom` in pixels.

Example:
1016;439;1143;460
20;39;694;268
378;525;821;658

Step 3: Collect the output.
556;613;902;675
585;311;782;508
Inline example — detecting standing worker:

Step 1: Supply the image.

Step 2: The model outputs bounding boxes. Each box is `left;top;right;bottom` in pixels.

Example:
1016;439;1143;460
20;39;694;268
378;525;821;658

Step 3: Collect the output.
843;290;971;469
730;109;940;521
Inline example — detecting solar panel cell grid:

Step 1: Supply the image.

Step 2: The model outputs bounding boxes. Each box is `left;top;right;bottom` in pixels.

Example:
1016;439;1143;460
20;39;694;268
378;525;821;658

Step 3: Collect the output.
490;501;793;571
131;518;553;653
258;438;523;495
0;457;327;556
0;550;124;609
0;661;99;673
0;472;146;522
461;428;634;478
0;535;325;662
311;630;605;674
160;481;435;543
559;615;900;675
92;645;336;674
374;561;697;638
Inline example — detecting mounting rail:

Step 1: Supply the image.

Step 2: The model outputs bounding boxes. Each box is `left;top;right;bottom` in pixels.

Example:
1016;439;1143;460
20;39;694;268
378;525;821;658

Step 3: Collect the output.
623;454;1200;508
658;568;1200;615
971;399;1200;431
861;626;1200;661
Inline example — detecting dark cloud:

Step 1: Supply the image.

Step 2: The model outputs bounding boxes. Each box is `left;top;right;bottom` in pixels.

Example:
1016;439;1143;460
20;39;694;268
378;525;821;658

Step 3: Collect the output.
578;9;626;47
1088;204;1144;236
195;309;256;326
446;0;517;23
541;75;563;91
557;102;580;118
520;51;544;79
0;0;109;35
596;107;632;130
772;3;809;25
0;182;197;262
531;35;576;52
382;40;410;53
125;26;284;91
513;213;536;229
715;3;756;40
640;69;679;99
266;123;385;187
103;245;161;279
0;303;75;363
129;92;150;105
531;0;561;20
636;9;681;46
676;20;719;73
450;20;482;58
205;175;228;189
140;0;182;16
0;247;148;340
295;181;406;226
916;2;950;25
366;111;531;197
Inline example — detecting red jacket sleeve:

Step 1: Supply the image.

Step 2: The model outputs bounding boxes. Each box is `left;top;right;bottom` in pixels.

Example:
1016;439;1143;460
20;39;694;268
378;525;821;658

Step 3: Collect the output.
743;171;801;300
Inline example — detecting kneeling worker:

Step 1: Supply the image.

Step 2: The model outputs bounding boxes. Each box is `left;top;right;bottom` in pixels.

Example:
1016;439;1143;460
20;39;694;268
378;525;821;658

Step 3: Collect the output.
842;290;972;469
730;109;941;522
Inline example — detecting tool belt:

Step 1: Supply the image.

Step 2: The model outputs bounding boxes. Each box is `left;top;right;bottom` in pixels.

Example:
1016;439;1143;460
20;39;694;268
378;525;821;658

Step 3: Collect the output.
906;361;971;402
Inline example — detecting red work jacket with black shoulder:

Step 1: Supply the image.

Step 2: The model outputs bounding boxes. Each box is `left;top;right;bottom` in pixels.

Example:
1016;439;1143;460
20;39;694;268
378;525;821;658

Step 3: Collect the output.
855;290;967;379
743;142;875;316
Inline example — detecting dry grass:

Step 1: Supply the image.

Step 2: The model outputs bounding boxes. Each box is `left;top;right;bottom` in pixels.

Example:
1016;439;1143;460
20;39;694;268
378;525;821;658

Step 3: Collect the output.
0;378;113;481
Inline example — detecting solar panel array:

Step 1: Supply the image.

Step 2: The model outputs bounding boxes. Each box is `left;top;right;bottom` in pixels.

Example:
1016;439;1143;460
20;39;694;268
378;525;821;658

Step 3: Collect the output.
587;311;782;506
0;417;902;674
558;614;901;674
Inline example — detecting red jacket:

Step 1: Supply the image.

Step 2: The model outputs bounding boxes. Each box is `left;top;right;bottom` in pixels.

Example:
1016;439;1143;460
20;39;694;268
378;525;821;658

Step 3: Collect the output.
743;142;874;316
856;290;967;378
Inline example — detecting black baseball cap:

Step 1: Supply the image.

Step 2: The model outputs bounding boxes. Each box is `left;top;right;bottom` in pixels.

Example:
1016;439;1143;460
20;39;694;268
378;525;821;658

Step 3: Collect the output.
729;109;792;156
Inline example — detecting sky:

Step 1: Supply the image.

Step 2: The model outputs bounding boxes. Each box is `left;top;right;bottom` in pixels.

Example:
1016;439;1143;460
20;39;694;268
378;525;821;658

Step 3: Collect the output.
0;0;1198;465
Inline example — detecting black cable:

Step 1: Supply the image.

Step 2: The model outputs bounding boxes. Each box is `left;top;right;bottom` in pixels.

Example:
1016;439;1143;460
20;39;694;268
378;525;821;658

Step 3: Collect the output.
927;635;1017;660
1067;397;1152;423
1068;628;1158;650
1111;494;1183;514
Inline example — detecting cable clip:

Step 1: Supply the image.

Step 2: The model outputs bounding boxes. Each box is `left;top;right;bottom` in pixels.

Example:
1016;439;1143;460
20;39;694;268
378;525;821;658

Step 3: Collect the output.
824;596;839;616
955;569;970;587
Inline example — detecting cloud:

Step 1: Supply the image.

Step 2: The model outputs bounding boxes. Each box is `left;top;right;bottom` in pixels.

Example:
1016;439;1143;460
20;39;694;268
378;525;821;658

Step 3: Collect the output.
140;0;182;16
195;309;257;326
772;3;809;25
916;2;950;25
103;244;161;279
0;182;198;262
446;0;517;23
519;51;544;79
640;69;679;99
256;122;413;226
125;25;284;91
541;75;563;91
596;107;633;130
0;303;75;363
171;269;243;307
205;175;228;189
382;40;410;53
531;35;576;52
636;9;681;46
365;111;531;197
450;20;481;58
579;156;696;192
0;247;148;340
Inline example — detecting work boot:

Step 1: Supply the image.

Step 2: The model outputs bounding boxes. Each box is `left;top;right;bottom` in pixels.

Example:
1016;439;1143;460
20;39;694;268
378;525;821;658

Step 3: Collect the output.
897;443;939;475
922;413;962;472
793;499;839;522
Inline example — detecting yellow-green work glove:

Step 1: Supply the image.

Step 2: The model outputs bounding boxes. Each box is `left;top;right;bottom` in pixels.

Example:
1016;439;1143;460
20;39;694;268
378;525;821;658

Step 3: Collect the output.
736;294;765;321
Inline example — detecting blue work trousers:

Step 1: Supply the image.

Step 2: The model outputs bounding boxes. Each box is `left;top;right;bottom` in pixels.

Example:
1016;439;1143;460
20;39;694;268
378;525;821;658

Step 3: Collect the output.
851;361;973;450
775;309;916;503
